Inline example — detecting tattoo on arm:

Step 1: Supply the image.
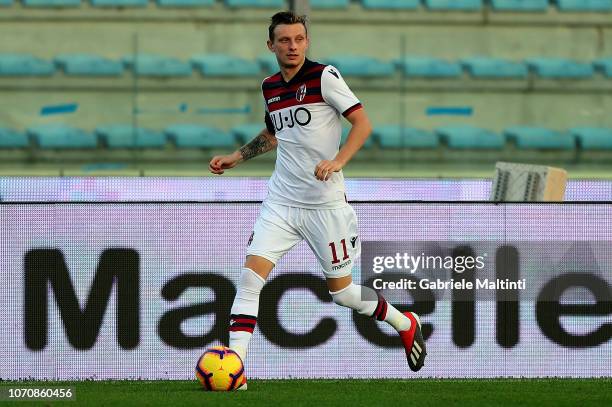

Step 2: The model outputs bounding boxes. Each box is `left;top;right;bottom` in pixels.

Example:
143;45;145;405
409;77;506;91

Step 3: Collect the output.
239;131;277;161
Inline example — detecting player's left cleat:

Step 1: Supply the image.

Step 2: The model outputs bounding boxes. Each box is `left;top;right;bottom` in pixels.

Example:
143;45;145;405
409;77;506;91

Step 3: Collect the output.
399;312;427;372
236;374;248;391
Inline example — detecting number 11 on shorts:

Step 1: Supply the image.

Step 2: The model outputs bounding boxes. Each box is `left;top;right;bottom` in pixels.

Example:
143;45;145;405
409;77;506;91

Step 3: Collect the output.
329;239;349;264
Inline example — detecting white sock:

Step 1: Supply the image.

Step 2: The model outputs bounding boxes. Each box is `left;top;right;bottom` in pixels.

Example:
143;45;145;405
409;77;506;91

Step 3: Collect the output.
330;283;411;332
229;267;265;362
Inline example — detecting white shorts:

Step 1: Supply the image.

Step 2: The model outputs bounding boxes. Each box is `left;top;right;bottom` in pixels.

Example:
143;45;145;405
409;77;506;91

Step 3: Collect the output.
246;201;361;279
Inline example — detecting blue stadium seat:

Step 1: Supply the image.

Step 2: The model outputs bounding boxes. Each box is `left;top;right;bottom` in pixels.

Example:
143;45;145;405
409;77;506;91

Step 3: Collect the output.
341;127;375;148
191;54;260;77
231;123;264;144
0;0;12;6
490;0;549;11
525;57;594;79
96;125;166;149
257;54;279;75
571;127;612;150
425;0;482;11
0;54;55;76
23;0;81;6
90;0;147;7
436;126;505;149
28;124;97;149
310;0;349;8
156;0;213;6
0;128;29;148
460;57;528;78
374;126;439;149
593;58;612;78
504;126;575;149
361;0;419;9
55;54;123;76
395;57;462;78
224;0;283;8
123;54;192;77
166;124;236;148
555;0;612;12
323;56;395;77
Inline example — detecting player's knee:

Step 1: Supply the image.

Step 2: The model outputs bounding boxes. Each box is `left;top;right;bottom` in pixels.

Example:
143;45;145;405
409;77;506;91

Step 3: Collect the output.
244;255;274;280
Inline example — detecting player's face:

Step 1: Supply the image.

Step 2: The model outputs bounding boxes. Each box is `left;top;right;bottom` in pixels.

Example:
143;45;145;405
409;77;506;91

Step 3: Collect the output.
267;23;309;69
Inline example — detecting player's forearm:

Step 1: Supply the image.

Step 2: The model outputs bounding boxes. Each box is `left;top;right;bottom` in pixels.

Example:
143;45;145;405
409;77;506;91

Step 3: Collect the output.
334;118;372;167
238;129;278;162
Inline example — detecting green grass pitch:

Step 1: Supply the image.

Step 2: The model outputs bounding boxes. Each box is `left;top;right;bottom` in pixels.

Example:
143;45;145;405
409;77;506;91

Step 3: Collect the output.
4;379;611;406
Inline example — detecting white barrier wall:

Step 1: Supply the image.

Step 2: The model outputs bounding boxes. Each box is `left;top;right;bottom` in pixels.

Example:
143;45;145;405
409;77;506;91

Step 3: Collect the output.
1;202;610;379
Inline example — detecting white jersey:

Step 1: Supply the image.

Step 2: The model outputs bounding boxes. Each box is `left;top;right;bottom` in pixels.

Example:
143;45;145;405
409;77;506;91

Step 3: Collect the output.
261;58;362;209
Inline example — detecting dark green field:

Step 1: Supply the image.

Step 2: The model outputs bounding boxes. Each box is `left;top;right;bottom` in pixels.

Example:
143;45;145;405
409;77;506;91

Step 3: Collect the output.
3;379;611;406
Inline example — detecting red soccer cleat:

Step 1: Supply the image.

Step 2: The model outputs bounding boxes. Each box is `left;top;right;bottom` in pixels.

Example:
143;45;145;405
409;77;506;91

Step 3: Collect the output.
399;312;427;372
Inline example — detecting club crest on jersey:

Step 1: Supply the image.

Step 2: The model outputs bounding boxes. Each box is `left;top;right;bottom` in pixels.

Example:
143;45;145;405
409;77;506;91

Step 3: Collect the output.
296;84;307;102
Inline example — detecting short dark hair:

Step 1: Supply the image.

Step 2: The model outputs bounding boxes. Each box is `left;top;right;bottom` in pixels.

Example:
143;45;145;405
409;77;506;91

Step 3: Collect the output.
268;11;307;42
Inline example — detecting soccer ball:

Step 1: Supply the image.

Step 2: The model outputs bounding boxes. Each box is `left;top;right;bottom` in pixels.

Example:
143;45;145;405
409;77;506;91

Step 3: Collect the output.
195;346;246;391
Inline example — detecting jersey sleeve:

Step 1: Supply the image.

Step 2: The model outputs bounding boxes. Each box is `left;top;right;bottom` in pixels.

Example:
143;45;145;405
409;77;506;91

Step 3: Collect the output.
261;79;276;134
321;65;363;117
264;112;275;134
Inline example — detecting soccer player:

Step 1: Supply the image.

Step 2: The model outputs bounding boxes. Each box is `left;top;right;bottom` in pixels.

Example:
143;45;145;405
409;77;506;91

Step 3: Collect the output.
209;11;426;388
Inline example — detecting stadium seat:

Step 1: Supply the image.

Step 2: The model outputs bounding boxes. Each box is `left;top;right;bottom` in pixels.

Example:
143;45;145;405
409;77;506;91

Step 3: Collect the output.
257;54;279;75
525;57;594;79
23;0;81;6
461;57;528;78
310;0;349;8
55;54;123;76
323;55;395;77
0;0;12;6
504;126;575;149
361;0;420;9
191;54;260;77
0;128;29;148
554;0;612;12
374;126;439;149
341;127;375;148
0;54;55;76
593;58;612;78
436;126;505;149
224;0;284;8
424;0;482;11
395;57;462;78
90;0;147;7
123;54;192;77
156;0;213;6
166;124;236;148
28;124;97;149
571;127;612;150
231;123;264;144
96;125;167;149
490;0;549;12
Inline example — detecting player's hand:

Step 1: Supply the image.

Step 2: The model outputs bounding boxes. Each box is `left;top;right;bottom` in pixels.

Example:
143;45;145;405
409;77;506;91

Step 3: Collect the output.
314;159;344;181
209;152;242;175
